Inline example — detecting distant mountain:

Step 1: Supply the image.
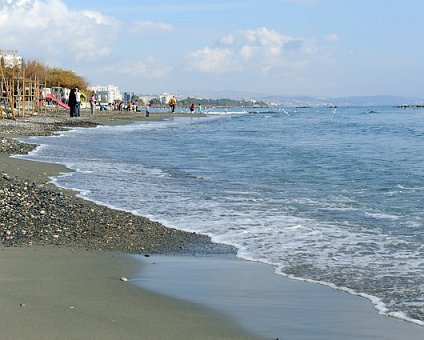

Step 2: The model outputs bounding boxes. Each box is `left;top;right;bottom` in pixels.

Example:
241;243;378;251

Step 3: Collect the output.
178;89;262;101
245;94;424;107
179;90;424;107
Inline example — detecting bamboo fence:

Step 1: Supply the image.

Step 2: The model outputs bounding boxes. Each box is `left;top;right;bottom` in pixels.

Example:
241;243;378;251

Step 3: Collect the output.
0;63;46;120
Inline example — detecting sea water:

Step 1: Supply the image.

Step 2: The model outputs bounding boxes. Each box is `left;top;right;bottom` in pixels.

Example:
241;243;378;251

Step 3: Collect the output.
17;106;424;325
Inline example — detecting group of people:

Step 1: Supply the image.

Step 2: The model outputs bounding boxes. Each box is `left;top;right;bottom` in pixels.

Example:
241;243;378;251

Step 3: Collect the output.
68;92;201;117
68;87;81;117
113;101;139;112
189;103;202;113
68;87;96;117
169;96;202;114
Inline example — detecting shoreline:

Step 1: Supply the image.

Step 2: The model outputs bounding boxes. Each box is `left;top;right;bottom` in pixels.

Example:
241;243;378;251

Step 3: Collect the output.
1;110;424;338
1;110;234;255
1;110;260;339
136;254;424;339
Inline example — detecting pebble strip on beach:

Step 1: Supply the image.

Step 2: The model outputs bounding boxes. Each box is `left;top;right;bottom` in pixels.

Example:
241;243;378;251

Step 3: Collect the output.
0;112;234;255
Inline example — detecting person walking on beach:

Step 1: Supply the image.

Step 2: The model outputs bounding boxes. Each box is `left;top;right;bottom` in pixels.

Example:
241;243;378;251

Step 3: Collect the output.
75;87;81;117
68;88;77;117
190;103;195;113
89;93;96;114
146;103;151;117
168;96;176;113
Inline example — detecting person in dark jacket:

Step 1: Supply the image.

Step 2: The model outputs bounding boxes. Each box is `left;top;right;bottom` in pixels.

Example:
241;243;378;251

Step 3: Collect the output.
68;88;77;117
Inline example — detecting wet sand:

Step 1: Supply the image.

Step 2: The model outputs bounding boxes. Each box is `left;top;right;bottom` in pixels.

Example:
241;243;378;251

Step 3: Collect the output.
0;247;258;340
136;255;424;339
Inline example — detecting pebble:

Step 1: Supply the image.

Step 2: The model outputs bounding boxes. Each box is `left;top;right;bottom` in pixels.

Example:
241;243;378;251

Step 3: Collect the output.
0;113;236;256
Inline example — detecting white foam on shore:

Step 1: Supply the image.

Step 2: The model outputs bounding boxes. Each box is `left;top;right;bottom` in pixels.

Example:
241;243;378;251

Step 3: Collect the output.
17;153;424;329
203;109;249;115
235;251;424;327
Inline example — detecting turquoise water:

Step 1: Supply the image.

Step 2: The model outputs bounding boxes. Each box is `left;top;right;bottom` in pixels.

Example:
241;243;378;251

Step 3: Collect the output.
19;106;424;325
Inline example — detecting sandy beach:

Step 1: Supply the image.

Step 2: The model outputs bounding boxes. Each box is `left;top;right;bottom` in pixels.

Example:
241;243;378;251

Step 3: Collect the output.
1;109;424;339
136;255;424;339
0;246;258;340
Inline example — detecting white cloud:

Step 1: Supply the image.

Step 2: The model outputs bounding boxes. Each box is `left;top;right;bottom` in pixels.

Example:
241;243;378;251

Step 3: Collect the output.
187;47;236;73
220;33;235;46
82;10;115;25
0;0;118;64
240;45;255;60
120;57;172;79
242;27;291;47
130;20;174;34
325;33;340;42
0;0;33;9
187;27;312;75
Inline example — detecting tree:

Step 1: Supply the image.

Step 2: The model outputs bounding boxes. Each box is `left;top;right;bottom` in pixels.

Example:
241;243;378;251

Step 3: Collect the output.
18;59;88;91
22;60;47;80
177;96;268;108
46;68;88;90
149;97;161;105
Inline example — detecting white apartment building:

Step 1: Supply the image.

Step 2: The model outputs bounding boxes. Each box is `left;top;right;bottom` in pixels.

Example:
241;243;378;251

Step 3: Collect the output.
0;49;23;68
89;84;123;104
160;93;175;104
139;95;155;104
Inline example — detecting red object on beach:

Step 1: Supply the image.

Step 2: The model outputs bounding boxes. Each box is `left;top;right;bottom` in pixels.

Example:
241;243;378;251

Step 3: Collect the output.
45;93;70;110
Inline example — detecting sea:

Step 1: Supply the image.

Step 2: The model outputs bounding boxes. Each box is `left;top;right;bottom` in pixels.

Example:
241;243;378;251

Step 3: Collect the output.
16;106;424;326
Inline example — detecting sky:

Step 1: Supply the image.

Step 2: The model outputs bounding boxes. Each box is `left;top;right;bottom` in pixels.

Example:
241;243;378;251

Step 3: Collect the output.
1;0;423;98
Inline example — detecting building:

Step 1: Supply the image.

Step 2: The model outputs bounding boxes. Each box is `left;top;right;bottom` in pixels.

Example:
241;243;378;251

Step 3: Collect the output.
139;95;155;105
160;93;174;104
123;92;134;104
0;49;23;68
89;84;122;104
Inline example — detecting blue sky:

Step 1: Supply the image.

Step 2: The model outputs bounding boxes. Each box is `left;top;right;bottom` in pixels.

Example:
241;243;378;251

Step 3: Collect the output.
1;0;423;98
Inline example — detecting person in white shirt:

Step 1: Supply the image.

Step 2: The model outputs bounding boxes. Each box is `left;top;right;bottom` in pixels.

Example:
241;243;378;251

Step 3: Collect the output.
90;94;96;114
75;87;81;117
